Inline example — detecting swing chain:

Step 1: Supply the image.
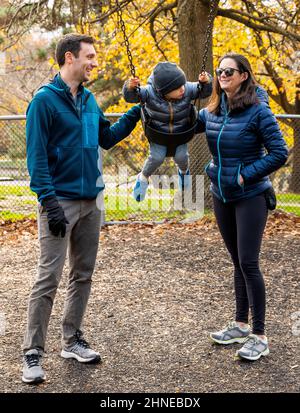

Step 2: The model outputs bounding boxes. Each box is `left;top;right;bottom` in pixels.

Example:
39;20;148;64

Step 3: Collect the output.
116;0;218;108
195;0;218;110
116;0;218;78
200;0;219;74
115;0;136;78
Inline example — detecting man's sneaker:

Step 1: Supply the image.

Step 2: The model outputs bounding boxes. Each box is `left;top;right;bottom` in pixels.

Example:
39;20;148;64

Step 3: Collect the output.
61;330;101;363
178;169;191;191
133;173;149;202
22;349;45;384
210;321;250;345
236;334;270;361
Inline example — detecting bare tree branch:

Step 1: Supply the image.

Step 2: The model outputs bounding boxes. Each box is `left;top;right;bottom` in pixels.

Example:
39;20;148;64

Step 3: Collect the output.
216;7;300;42
149;19;168;60
88;0;135;24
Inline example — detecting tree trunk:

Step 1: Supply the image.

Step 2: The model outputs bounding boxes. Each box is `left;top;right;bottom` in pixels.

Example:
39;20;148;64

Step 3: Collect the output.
290;120;300;193
177;0;218;210
290;84;300;193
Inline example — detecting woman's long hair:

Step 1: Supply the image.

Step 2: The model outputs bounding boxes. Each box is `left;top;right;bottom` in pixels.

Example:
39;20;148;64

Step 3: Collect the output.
207;53;260;114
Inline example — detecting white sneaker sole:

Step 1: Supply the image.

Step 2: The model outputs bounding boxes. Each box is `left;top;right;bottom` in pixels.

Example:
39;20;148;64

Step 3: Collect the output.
236;347;270;361
22;375;45;384
210;334;249;345
61;349;101;363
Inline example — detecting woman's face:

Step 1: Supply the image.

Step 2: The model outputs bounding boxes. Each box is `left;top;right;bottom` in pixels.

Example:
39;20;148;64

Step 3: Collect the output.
217;57;248;95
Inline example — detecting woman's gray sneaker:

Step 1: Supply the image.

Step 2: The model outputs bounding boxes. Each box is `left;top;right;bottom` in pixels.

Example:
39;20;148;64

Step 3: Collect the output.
236;334;270;361
61;330;101;363
22;349;45;384
210;321;250;344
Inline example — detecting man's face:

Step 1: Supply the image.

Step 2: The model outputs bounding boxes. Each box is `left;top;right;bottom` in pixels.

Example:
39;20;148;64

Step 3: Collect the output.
71;42;98;83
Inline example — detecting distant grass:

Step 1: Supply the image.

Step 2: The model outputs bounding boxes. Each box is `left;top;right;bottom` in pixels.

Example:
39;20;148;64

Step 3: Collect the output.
3;186;299;203
277;193;300;203
0;210;36;222
278;206;300;216
0;206;199;223
276;193;300;215
1;185;299;220
105;209;184;222
0;159;26;169
22;200;37;205
105;194;177;212
104;193;204;221
0;185;177;199
0;190;207;222
0;184;33;197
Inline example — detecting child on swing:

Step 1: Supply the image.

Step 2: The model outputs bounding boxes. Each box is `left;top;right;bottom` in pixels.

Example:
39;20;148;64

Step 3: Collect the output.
123;61;212;202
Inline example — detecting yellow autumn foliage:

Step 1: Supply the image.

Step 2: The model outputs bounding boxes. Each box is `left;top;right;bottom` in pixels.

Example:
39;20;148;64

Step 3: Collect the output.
0;0;297;150
87;1;297;149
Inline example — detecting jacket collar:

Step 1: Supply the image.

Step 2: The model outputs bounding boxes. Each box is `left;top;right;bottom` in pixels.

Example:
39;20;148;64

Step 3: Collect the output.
55;73;84;97
220;92;229;116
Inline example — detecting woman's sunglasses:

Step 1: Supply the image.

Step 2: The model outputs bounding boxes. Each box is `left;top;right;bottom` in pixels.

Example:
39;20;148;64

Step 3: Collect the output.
215;67;242;77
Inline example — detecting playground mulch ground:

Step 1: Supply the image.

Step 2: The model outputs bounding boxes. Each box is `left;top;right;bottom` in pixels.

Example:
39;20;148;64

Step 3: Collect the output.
0;210;299;393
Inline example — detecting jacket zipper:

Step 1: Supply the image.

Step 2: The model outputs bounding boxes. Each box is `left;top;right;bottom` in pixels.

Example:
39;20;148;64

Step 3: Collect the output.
61;86;88;198
82;94;90;148
217;113;228;203
169;102;173;133
80;94;84;198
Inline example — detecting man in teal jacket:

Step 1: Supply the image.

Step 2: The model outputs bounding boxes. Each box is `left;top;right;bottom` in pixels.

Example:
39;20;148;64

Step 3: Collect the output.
22;33;141;384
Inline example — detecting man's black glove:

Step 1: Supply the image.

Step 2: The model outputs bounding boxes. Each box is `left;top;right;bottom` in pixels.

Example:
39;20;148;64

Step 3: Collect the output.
42;196;69;237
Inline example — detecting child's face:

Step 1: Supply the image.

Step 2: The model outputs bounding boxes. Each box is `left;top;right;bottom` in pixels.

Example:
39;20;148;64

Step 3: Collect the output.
164;85;185;100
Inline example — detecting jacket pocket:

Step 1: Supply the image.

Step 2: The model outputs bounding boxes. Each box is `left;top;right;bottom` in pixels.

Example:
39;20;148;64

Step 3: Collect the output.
225;163;244;189
82;112;100;147
51;147;82;194
204;160;211;174
222;163;244;198
48;146;60;176
236;163;244;189
53;147;60;176
205;160;218;186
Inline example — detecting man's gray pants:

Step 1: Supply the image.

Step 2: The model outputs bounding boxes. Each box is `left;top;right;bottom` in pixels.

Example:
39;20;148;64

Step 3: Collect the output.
22;198;102;352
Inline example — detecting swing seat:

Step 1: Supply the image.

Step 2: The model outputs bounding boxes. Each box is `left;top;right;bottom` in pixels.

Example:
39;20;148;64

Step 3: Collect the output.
141;104;198;157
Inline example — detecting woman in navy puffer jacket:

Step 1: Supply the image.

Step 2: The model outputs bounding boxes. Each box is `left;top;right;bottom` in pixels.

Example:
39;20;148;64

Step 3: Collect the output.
197;53;288;361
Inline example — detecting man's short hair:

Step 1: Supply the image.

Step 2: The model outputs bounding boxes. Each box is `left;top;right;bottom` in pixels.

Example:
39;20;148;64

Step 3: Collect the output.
55;33;95;67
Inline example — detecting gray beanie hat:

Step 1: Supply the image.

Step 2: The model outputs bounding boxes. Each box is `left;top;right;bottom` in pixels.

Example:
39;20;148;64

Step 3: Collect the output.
153;62;186;95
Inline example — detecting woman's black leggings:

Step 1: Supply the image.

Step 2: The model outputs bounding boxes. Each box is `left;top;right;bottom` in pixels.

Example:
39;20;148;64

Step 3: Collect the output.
213;193;268;335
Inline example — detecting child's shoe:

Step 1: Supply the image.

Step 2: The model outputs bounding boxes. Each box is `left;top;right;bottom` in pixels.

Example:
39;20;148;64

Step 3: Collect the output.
178;169;191;191
133;173;149;202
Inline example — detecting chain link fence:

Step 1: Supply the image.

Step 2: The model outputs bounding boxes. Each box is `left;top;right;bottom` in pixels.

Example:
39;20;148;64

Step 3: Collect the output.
0;114;299;223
